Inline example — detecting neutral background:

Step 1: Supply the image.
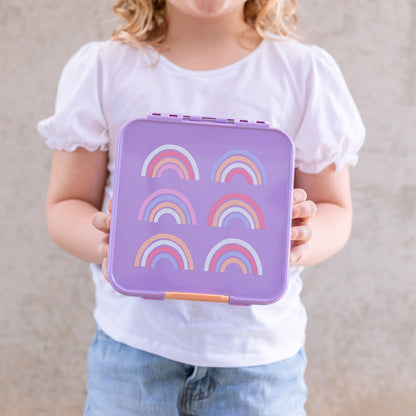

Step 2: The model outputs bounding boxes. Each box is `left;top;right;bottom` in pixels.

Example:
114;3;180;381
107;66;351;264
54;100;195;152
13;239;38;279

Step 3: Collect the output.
1;1;415;415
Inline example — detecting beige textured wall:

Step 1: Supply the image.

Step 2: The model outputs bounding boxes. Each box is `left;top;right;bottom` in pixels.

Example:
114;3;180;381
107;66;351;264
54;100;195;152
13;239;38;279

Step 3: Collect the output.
1;1;415;415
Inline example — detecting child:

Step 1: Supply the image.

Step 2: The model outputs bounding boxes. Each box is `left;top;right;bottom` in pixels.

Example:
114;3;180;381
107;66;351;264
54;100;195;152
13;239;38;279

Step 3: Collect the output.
38;0;365;414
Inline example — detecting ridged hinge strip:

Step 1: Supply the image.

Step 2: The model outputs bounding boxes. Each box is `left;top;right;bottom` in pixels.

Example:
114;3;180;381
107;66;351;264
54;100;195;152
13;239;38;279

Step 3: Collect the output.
147;112;269;128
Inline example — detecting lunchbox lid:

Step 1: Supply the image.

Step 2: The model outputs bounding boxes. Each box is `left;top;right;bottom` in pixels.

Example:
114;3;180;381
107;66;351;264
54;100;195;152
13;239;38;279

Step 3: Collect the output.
107;113;294;306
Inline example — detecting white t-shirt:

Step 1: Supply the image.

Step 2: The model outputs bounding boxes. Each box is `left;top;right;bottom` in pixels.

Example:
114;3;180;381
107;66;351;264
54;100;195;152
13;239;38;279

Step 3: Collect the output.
38;36;365;367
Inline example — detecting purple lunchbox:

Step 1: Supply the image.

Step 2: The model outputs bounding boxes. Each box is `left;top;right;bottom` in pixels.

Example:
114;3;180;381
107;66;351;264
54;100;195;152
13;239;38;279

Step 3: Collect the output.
107;113;294;306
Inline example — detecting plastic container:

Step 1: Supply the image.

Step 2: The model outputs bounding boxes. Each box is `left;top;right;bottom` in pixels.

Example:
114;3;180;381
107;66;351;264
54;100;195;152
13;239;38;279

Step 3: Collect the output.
107;113;294;305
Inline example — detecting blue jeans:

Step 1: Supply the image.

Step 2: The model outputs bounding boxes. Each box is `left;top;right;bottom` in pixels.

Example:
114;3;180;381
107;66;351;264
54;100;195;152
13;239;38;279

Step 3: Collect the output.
84;325;307;416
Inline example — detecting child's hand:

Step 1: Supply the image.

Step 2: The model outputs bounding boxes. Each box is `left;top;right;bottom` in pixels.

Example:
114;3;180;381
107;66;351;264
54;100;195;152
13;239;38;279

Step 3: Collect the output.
91;199;112;281
290;189;317;265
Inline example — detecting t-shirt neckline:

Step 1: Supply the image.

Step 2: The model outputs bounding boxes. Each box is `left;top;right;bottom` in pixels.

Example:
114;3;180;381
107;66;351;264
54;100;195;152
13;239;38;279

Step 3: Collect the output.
155;39;266;77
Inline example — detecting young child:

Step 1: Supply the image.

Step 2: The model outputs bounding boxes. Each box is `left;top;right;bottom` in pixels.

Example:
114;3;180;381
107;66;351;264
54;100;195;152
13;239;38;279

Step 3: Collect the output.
38;1;365;414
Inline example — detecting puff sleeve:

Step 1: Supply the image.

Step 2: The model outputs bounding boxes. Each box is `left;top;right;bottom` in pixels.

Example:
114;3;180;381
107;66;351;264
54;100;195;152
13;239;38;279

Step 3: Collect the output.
37;42;109;152
294;46;365;173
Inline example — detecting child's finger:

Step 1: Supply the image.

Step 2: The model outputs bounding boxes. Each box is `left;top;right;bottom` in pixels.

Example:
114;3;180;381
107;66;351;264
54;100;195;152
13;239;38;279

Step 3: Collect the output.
102;257;109;282
290;241;311;265
107;198;112;213
91;211;111;232
99;241;109;259
292;188;307;204
292;200;317;220
291;224;313;242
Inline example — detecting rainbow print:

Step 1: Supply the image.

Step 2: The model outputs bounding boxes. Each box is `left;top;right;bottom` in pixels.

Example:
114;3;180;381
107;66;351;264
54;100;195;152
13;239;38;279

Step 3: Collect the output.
138;189;197;226
204;238;263;276
207;193;265;230
210;149;267;185
141;144;200;180
135;233;194;271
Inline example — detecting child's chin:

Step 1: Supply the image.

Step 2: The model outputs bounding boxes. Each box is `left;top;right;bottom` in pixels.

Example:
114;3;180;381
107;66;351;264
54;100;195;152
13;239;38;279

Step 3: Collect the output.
190;0;233;17
193;0;226;13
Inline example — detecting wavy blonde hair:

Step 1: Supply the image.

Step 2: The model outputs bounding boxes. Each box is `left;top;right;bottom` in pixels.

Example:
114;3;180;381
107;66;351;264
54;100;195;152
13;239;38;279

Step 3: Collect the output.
112;0;298;49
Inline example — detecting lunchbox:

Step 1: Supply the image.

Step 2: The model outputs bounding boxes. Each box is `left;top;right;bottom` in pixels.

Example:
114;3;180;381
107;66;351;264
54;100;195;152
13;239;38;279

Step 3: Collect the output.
107;113;294;305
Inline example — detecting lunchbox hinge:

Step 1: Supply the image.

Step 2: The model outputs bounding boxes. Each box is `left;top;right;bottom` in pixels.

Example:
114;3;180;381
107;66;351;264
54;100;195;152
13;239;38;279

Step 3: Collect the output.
147;112;269;128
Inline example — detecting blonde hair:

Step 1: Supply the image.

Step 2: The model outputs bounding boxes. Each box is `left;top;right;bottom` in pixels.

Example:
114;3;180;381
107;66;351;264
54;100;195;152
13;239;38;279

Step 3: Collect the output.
112;0;298;49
